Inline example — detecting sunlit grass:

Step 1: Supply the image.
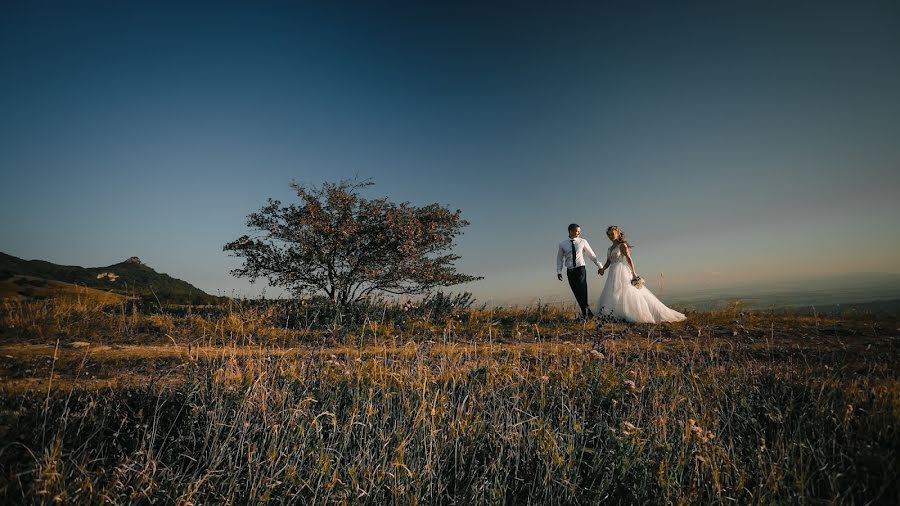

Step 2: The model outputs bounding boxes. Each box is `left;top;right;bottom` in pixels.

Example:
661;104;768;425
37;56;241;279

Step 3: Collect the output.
0;296;898;503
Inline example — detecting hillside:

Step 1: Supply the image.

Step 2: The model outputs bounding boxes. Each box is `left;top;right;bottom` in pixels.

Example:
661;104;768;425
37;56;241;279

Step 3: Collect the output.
0;275;127;305
0;252;220;304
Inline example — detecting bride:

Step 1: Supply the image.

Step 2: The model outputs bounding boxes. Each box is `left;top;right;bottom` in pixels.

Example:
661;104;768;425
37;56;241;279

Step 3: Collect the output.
596;226;686;324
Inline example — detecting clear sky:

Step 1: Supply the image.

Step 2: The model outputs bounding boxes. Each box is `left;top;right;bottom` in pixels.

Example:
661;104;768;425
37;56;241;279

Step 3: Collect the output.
2;0;899;305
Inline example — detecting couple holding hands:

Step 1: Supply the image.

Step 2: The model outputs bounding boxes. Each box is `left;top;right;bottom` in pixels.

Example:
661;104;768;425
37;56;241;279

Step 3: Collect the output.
556;223;686;324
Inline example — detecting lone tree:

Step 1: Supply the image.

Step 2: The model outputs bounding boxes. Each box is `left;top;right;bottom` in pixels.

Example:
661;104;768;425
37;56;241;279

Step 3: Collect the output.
224;179;482;308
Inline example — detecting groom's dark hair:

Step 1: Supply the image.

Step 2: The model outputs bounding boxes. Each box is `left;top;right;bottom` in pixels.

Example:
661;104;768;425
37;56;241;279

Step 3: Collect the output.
568;223;579;233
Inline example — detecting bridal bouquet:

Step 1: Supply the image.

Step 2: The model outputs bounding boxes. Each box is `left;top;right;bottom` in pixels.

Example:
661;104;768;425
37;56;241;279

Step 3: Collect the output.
631;275;645;289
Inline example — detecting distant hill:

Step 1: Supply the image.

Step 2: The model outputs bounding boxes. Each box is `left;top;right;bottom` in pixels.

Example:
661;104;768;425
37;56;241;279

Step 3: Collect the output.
0;251;221;304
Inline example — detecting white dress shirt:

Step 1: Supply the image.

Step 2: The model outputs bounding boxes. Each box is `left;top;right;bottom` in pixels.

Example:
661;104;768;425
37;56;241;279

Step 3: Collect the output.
557;237;602;274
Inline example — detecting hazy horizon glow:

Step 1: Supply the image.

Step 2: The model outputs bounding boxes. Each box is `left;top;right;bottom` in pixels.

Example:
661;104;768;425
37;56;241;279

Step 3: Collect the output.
2;1;899;305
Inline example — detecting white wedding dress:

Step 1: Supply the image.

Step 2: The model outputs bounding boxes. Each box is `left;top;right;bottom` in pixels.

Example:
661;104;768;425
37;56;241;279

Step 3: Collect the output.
596;244;686;324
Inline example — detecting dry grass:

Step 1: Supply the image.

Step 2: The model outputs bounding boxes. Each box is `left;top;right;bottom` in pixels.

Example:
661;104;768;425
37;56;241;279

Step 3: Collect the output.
0;297;898;504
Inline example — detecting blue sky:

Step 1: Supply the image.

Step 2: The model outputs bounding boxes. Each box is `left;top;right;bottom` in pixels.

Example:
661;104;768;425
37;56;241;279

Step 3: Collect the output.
2;0;899;304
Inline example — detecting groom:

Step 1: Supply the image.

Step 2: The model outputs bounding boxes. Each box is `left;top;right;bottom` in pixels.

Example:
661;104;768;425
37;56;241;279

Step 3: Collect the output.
557;223;602;320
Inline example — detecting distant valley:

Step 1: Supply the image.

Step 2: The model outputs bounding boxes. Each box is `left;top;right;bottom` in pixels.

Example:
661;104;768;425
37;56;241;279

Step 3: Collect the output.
665;272;900;314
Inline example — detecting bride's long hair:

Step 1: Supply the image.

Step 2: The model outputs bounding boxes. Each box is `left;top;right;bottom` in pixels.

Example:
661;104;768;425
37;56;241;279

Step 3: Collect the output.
607;225;632;248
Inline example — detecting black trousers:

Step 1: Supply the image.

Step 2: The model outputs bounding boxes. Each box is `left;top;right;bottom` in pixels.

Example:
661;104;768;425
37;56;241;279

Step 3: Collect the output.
566;266;593;317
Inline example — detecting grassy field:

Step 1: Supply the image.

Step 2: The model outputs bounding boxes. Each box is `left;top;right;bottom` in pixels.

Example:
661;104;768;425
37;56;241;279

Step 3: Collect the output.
0;295;898;504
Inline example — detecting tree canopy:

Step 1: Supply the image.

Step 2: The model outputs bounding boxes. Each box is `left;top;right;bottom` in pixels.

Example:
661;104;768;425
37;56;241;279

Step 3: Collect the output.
224;179;482;307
